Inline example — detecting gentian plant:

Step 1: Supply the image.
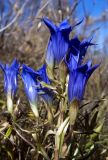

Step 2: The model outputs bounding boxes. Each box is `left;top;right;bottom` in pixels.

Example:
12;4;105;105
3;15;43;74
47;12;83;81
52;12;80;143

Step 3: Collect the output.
0;17;104;160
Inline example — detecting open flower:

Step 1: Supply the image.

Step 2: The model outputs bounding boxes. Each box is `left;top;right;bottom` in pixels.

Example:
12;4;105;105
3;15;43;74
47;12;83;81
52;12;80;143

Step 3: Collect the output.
43;17;82;71
65;36;95;71
0;59;20;113
68;60;99;103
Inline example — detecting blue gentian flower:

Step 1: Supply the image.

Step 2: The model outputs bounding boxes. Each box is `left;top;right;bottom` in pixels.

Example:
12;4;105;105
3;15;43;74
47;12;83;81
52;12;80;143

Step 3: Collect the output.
0;59;20;113
21;64;53;117
68;60;99;102
65;36;95;71
21;64;40;118
43;17;82;69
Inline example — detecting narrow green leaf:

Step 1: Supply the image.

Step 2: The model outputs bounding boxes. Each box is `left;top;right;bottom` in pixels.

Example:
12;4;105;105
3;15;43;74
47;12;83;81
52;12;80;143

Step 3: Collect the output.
39;81;56;90
59;122;69;156
4;126;13;139
40;146;50;160
7;151;13;160
55;117;69;155
56;117;69;136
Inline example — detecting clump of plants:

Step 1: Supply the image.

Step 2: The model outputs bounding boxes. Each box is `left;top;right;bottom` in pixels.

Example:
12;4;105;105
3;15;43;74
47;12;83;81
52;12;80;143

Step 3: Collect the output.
0;17;105;160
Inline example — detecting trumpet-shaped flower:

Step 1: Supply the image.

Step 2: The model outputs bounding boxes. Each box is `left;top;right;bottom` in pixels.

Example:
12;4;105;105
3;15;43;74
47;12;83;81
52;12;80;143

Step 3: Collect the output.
43;17;82;70
68;60;99;102
65;36;95;71
21;64;53;117
22;64;40;118
0;59;20;113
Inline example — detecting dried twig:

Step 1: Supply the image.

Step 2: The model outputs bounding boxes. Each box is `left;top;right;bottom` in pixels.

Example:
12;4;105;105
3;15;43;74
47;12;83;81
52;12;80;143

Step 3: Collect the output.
14;127;35;149
0;1;27;32
36;0;51;17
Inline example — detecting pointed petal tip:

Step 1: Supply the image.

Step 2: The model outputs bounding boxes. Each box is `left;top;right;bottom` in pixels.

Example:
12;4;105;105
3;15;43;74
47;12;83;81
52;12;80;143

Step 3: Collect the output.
11;59;20;69
59;18;72;31
87;63;100;78
42;17;56;33
73;18;84;28
0;61;5;71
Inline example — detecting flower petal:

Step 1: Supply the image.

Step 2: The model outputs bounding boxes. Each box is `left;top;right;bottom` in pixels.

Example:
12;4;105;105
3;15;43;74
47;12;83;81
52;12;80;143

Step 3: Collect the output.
87;64;100;78
43;17;57;33
59;18;72;32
